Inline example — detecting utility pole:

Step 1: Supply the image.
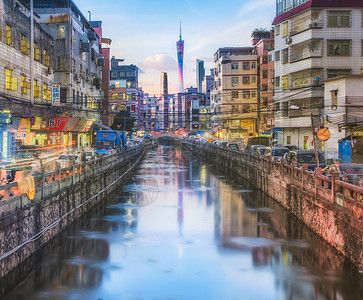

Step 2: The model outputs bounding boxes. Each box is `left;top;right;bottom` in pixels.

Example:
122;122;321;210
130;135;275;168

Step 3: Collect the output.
30;0;34;105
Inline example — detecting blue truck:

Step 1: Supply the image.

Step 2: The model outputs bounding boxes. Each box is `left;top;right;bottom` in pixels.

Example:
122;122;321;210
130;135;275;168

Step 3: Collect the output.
95;130;127;154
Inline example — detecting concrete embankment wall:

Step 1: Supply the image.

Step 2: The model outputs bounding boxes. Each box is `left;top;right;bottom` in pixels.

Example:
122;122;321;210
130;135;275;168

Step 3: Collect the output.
175;139;363;269
0;145;147;280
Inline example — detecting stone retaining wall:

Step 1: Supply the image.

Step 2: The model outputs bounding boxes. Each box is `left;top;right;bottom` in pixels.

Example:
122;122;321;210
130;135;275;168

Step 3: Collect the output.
177;139;363;269
0;144;148;279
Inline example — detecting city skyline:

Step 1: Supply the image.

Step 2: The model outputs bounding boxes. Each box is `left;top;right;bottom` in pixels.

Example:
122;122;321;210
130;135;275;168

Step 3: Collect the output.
75;0;275;95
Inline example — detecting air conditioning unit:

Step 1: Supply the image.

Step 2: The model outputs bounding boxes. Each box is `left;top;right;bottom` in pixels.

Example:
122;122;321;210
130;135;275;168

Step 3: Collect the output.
80;42;90;52
88;31;97;41
285;37;292;44
47;67;52;75
309;21;320;28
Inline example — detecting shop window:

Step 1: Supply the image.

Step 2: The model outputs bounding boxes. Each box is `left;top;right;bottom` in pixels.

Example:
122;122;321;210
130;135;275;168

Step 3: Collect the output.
6;24;12;46
327;40;351;56
5;69;17;91
57;25;65;39
21;34;30;55
328;10;351;27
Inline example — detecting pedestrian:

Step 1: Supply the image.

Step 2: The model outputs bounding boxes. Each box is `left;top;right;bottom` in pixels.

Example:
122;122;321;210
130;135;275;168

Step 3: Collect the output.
324;158;341;175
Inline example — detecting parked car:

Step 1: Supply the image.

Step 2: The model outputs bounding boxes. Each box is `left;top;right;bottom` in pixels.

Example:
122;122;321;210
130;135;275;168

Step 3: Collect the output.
250;145;266;155
246;137;270;151
227;143;239;151
265;146;289;161
255;145;266;155
285;150;326;171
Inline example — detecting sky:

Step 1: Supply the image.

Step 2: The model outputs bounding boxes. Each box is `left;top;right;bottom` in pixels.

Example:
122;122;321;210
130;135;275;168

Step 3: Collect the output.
76;0;276;96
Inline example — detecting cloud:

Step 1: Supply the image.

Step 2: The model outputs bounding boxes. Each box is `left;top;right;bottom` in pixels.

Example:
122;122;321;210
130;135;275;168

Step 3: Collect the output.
139;53;177;71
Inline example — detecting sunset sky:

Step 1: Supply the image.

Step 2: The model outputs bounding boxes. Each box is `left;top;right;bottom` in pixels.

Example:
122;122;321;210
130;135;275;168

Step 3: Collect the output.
76;0;276;96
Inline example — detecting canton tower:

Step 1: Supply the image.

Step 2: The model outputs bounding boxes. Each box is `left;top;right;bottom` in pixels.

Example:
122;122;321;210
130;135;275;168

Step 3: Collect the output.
176;20;184;93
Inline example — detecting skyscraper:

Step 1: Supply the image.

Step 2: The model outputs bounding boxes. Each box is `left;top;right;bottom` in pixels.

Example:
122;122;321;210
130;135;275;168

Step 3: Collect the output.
196;59;205;94
176;20;184;93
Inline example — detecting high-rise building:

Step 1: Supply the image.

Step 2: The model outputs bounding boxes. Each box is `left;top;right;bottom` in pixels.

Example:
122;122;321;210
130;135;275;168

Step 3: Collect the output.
196;59;205;93
159;72;169;129
176;20;184;93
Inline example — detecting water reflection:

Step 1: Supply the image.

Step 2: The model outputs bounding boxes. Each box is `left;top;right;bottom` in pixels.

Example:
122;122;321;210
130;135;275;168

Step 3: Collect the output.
3;146;362;300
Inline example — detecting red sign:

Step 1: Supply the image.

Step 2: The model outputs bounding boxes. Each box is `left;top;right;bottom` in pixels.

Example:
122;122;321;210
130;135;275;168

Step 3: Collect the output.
41;117;68;131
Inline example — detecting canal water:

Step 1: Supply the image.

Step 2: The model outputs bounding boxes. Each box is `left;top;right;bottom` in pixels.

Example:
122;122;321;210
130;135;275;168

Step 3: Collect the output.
3;146;362;299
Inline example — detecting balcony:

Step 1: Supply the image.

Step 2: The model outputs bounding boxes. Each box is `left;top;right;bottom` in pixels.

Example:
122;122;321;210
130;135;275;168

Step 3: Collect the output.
290;39;323;63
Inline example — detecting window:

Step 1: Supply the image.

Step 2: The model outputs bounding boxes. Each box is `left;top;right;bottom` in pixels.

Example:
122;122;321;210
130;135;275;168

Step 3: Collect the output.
21;34;30;55
282;75;289;90
275;25;280;36
44;49;50;66
275;51;280;61
268;54;273;62
20;75;30;94
231;62;238;69
111;71;117;77
243;76;250;85
282;22;289;37
6;24;12;46
112;93;118;99
242;91;250;98
327;69;351;79
327;40;351;56
231;77;238;86
57;25;65;39
72;29;76;43
275;76;280;87
57;57;65;70
262;71;268;78
251;62;256;69
33;80;41;98
328;10;351;27
232;91;239;99
251;76;256;83
44;84;51;101
331;90;338;106
251;90;257;98
282;49;288;64
34;42;40;61
5;69;17;91
243;62;250;70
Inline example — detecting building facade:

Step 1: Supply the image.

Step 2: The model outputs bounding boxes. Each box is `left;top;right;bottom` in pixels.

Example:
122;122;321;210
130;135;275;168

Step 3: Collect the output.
272;0;363;150
196;59;205;94
212;47;258;140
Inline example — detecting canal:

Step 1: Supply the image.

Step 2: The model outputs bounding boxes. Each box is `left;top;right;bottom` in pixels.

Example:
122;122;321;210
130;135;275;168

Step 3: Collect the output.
2;146;362;299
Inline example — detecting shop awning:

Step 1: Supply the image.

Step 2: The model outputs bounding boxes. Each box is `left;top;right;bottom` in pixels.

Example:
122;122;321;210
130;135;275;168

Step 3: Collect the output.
92;122;111;130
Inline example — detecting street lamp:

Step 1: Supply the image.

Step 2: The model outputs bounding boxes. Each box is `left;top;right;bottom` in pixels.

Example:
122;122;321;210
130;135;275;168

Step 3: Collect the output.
290;105;319;169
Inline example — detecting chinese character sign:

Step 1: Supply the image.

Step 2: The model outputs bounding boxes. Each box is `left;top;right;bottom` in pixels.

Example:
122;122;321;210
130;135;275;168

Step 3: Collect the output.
52;84;60;106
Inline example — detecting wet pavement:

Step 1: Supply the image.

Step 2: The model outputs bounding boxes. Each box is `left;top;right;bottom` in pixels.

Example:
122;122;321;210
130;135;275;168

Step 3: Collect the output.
3;146;363;299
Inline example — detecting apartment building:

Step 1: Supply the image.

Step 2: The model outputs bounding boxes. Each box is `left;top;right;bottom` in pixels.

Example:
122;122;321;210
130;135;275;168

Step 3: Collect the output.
29;0;103;121
0;0;54;156
272;0;363;150
212;47;258;140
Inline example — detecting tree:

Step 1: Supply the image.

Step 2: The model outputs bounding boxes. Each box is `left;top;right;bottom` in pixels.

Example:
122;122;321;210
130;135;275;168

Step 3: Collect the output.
251;28;271;40
110;110;135;132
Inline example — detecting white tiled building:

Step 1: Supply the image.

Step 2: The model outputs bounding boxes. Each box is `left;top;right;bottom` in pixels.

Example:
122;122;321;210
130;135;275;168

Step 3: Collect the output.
272;0;363;150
